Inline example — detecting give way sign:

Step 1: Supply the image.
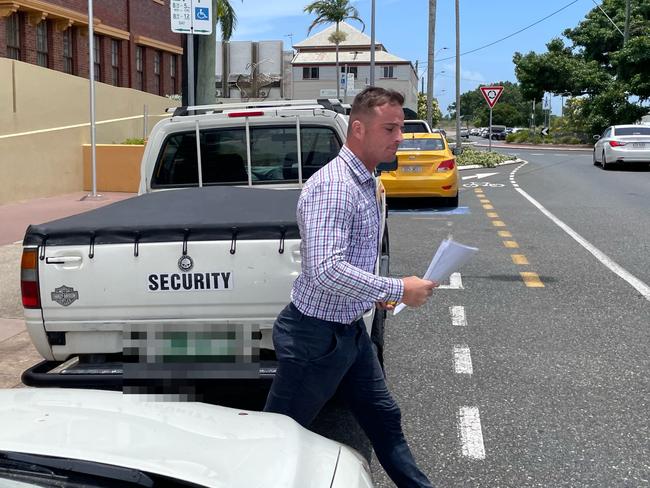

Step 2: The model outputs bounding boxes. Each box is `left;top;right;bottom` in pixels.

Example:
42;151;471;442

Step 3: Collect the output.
480;86;504;108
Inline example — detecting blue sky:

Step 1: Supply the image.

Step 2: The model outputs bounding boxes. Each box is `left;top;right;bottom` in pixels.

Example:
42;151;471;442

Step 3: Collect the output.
227;0;597;114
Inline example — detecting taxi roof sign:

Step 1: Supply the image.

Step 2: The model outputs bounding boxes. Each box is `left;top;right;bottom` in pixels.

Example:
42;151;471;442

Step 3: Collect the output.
480;86;504;108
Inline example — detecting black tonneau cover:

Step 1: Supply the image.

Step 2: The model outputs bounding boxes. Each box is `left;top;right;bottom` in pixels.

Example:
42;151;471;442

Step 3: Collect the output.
24;186;301;247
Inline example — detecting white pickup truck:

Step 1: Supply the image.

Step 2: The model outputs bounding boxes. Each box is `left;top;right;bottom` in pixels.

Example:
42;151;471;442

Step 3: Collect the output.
20;100;395;392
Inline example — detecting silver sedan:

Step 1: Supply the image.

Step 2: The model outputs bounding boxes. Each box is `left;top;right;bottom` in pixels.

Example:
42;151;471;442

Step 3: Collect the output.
593;124;650;170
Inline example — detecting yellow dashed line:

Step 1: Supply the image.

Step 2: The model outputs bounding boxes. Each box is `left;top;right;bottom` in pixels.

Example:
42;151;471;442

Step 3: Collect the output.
492;220;506;227
486;212;499;218
520;272;544;287
482;204;494;209
511;254;529;265
480;199;490;204
503;240;519;248
498;231;512;238
474;189;483;194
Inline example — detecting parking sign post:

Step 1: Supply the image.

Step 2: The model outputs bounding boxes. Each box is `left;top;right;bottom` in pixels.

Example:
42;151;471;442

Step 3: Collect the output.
171;0;212;106
480;85;504;152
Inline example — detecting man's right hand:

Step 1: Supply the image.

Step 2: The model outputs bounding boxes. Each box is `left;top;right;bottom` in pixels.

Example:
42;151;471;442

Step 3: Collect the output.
401;276;437;307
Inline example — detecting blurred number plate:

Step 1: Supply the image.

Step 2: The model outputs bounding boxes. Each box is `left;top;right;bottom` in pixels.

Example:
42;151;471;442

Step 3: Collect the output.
632;143;646;148
401;166;422;173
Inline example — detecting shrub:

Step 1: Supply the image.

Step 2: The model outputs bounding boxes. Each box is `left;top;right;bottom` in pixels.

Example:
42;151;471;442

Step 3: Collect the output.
456;146;516;168
122;137;146;145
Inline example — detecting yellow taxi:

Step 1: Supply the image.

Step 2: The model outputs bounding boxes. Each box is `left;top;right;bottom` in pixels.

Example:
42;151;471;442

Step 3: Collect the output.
380;132;459;206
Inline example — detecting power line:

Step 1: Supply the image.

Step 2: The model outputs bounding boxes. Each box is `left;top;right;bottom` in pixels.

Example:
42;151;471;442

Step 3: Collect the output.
590;0;625;37
437;0;581;62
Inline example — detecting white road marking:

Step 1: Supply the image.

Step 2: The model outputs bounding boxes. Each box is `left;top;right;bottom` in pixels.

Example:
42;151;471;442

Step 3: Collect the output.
462;172;499;181
530;153;544;156
439;272;463;289
458;407;486;459
450;305;467;326
510;163;650;301
453;346;473;375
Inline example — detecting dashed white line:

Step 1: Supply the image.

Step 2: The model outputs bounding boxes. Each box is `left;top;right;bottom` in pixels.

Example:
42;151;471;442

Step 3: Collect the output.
439;272;464;289
458;407;486;459
449;305;467;326
453;346;473;375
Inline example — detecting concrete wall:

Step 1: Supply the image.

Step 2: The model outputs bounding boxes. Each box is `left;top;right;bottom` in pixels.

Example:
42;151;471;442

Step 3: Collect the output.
0;58;177;205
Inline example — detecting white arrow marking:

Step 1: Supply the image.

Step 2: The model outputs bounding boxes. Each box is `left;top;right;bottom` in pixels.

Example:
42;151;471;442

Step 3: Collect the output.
462;172;499;181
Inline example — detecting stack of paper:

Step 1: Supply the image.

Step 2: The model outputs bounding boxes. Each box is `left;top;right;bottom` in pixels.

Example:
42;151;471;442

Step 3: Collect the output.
394;239;479;315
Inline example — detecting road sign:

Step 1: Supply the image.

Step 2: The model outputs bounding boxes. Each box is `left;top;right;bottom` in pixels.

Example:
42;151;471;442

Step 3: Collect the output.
541;127;549;136
480;86;504;108
346;73;355;94
171;0;212;35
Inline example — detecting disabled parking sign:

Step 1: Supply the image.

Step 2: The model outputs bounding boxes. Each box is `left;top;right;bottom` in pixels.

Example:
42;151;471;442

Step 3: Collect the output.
171;0;212;35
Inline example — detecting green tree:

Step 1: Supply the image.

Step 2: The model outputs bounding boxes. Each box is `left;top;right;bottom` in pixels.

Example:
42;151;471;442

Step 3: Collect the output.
448;82;533;127
417;93;442;126
304;0;365;100
513;0;649;135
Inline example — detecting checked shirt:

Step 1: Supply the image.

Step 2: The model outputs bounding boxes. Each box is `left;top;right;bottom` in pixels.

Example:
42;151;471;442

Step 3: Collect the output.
291;145;404;324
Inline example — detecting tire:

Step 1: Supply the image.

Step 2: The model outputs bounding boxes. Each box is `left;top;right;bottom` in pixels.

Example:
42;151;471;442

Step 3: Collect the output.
593;151;600;166
601;151;610;170
447;192;459;208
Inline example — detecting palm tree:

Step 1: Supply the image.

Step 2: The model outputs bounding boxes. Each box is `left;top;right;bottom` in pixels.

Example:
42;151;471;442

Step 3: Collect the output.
196;0;241;104
304;0;365;99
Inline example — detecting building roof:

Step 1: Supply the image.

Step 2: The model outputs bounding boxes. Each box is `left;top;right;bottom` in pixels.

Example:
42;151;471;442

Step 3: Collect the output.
293;50;408;65
294;22;385;50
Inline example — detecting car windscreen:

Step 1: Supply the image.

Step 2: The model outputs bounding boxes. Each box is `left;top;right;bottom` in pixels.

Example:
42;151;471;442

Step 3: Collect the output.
151;125;342;188
402;123;430;133
398;139;445;151
614;127;650;136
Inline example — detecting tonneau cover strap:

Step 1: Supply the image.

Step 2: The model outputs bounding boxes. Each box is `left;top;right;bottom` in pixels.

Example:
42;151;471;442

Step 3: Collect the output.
230;227;238;255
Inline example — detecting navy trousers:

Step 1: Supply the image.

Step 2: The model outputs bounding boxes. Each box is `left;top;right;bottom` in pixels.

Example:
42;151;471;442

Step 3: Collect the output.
264;303;433;488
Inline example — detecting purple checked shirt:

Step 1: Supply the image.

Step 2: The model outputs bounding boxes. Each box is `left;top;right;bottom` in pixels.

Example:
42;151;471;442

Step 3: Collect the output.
290;145;404;324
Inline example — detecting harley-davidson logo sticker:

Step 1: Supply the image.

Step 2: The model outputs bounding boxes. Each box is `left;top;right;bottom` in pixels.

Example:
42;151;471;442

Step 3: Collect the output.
51;285;79;307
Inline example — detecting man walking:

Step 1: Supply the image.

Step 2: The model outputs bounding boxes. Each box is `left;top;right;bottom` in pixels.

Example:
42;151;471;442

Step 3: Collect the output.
264;87;436;487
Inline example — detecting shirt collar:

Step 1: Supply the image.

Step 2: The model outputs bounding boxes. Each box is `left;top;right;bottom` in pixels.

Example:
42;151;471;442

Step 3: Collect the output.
340;145;374;185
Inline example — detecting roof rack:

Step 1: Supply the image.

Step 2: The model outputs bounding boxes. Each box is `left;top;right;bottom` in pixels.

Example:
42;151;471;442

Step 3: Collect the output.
169;99;346;117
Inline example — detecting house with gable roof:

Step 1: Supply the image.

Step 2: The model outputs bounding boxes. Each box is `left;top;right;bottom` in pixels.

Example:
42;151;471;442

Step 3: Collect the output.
291;22;418;110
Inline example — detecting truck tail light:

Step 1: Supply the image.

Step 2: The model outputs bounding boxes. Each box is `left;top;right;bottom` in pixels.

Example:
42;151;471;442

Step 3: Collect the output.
437;159;456;172
21;249;41;309
227;111;265;118
609;140;626;147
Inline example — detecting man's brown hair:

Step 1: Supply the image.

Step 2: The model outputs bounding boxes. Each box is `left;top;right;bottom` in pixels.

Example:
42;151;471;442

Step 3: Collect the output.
349;86;404;121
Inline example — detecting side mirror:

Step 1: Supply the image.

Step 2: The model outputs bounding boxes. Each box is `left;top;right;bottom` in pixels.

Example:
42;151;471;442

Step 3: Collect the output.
376;159;398;173
452;147;463;156
593;135;600;140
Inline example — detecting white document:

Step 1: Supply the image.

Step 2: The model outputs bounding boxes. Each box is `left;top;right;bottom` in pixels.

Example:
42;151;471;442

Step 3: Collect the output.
393;239;479;315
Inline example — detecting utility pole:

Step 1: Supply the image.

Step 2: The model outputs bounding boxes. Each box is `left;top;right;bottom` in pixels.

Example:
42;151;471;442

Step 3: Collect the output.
624;0;631;44
370;0;376;86
454;0;461;153
426;0;437;128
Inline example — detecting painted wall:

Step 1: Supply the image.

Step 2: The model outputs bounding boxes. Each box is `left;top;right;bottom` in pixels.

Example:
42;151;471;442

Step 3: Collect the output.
0;58;177;205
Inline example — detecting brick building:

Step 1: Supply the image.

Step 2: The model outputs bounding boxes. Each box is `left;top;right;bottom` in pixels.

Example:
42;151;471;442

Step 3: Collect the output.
0;0;183;96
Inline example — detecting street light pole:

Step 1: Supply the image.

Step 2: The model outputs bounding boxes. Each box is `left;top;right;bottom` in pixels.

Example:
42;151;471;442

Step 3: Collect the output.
369;0;376;86
85;0;100;200
426;0;437;128
455;0;461;153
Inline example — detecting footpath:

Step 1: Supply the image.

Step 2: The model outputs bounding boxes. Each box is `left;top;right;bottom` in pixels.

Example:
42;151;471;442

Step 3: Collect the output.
0;191;135;388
